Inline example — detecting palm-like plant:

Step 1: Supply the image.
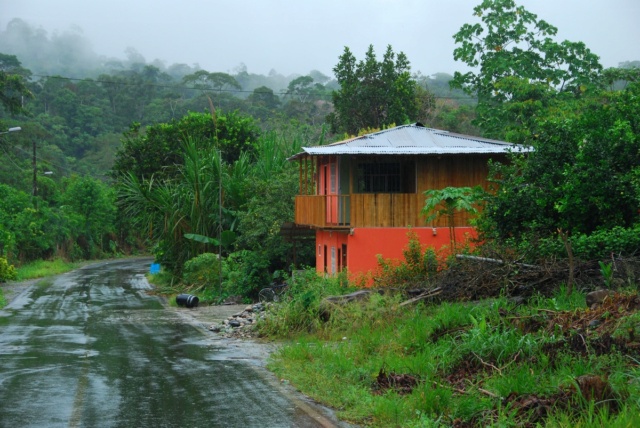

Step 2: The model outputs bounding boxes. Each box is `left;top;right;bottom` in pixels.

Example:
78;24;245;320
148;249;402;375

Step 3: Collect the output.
422;186;485;249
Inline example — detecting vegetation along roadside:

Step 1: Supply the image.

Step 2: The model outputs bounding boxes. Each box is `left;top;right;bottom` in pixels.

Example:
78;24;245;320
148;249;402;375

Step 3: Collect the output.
253;256;640;427
2;0;640;426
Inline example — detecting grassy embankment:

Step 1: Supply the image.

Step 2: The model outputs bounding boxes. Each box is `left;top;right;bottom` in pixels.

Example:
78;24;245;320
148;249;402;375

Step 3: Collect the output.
257;273;640;427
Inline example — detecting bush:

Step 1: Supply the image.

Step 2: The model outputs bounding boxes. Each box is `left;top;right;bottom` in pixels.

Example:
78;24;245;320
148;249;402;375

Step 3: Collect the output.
374;232;441;288
0;257;17;282
222;250;271;298
256;269;353;336
182;253;221;292
507;224;640;262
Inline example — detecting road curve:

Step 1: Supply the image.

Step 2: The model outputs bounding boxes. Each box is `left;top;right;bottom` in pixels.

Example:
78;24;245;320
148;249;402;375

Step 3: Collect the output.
0;258;347;428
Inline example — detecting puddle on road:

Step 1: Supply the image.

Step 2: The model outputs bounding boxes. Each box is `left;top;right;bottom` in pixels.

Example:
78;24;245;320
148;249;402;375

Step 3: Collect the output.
0;259;349;427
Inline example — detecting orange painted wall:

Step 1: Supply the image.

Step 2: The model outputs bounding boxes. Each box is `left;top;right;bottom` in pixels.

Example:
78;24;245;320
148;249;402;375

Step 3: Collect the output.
316;227;477;278
315;230;349;274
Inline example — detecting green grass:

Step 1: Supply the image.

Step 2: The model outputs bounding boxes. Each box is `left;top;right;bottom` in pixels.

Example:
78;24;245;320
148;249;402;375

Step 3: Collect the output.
14;259;83;281
260;283;640;427
0;258;84;309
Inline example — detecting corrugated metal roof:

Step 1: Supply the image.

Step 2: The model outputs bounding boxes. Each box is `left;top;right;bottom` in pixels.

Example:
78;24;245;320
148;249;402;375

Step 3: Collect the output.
289;124;532;159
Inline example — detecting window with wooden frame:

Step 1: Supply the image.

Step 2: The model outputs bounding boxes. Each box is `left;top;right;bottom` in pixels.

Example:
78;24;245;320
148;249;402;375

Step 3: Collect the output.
355;158;416;193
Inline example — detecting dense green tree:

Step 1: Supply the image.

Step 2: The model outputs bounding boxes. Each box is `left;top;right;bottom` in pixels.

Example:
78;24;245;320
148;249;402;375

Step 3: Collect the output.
246;86;281;121
328;45;419;135
183;70;241;93
60;175;117;257
451;0;602;140
285;76;316;102
112;111;260;182
0;53;33;116
481;82;640;255
0;183;62;261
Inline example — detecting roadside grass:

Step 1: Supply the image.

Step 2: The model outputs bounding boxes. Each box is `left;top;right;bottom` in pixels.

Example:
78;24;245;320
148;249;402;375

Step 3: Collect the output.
260;284;640;427
147;270;183;307
14;259;83;281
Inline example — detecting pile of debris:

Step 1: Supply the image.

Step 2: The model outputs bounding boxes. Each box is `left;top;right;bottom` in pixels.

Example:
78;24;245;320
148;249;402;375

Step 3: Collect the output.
208;302;266;338
435;255;640;302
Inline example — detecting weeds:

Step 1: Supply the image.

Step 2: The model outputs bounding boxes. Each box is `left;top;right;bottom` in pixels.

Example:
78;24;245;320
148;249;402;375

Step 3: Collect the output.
15;258;82;281
265;284;640;427
599;260;614;288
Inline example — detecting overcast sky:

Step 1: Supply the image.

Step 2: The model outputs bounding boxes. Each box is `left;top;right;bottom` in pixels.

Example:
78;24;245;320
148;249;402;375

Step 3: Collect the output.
1;0;639;77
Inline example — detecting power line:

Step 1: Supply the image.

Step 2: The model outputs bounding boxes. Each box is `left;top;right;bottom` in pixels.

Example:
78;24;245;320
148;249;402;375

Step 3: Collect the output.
30;73;477;102
0;145;29;172
11;144;85;176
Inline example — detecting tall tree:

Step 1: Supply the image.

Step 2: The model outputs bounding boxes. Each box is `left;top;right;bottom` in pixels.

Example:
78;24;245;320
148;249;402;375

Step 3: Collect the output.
182;70;241;93
328;45;419;135
0;53;33;116
451;0;602;140
112;111;260;182
481;81;640;257
61;175;116;257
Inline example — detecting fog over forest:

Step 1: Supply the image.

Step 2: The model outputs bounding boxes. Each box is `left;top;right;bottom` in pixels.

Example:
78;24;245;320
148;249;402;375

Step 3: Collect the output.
0;18;305;93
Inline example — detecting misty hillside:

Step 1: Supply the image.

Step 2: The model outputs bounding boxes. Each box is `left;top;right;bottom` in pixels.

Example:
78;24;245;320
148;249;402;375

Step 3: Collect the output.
0;18;473;182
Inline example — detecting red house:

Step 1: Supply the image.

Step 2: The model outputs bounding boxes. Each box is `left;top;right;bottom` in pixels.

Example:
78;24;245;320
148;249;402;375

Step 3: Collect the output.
288;123;528;278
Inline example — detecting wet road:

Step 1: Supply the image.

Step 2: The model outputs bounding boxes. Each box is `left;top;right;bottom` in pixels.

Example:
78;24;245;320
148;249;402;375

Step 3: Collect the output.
0;259;337;428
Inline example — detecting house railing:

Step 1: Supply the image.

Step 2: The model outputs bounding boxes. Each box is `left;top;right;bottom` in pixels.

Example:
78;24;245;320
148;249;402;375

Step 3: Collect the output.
294;194;473;228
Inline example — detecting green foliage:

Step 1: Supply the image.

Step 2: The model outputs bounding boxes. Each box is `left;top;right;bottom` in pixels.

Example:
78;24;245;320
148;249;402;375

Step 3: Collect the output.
451;0;602;140
423;100;479;136
183;233;217;246
182;252;221;292
423;186;485;248
61;175;116;258
480;82;640;253
0;25;339;266
256;269;353;337
0;256;16;282
0;183;62;262
221;249;271;298
375;232;440;288
328;45;420;135
599;261;614;288
112;111;260;182
452;0;602;97
0;53;34;115
266;285;640;427
509;225;640;262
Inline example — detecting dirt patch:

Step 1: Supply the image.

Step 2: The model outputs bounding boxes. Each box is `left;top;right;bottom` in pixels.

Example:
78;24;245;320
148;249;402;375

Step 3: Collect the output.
372;367;419;395
443;355;492;392
435;292;640;427
538;293;640;358
502;389;575;427
502;374;619;428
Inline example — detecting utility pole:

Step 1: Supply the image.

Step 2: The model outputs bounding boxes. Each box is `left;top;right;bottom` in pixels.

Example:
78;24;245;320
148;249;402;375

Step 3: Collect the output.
218;149;223;297
32;138;37;198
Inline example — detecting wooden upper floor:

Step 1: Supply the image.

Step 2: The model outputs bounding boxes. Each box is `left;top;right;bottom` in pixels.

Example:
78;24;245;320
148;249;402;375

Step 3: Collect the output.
293;153;501;229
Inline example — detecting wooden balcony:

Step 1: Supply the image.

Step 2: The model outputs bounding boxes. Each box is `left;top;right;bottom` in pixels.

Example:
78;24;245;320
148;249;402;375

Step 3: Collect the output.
294;194;472;229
